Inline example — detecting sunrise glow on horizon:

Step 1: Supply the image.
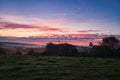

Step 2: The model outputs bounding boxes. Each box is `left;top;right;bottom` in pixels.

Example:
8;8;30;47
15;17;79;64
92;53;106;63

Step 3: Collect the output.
0;0;120;46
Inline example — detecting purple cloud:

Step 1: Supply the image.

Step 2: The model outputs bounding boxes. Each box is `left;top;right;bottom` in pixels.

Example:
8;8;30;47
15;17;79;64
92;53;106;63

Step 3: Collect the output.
78;30;101;33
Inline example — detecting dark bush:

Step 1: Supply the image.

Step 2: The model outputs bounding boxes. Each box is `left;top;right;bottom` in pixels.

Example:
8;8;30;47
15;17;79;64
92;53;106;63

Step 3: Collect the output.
16;51;22;55
42;43;79;56
27;49;40;55
0;47;6;55
89;46;120;57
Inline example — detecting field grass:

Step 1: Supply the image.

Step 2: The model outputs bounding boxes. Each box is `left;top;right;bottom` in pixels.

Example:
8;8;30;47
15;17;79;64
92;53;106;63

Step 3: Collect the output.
0;56;120;80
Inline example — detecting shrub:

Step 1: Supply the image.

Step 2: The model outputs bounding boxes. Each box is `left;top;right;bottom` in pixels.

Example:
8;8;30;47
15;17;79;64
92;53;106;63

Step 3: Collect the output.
89;46;117;57
0;47;6;55
27;49;40;55
42;43;79;56
16;50;22;55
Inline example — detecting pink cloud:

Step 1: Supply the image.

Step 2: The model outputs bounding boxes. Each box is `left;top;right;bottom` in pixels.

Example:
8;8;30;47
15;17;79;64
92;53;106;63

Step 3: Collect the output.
0;22;36;29
0;16;3;20
63;33;103;39
0;21;65;32
38;27;65;32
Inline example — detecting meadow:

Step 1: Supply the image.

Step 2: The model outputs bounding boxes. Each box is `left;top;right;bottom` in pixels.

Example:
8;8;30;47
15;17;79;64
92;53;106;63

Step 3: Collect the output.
0;56;120;80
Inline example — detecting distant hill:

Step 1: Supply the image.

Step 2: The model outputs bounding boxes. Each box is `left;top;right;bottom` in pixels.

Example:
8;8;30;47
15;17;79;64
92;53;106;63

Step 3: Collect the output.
0;41;35;45
0;41;41;48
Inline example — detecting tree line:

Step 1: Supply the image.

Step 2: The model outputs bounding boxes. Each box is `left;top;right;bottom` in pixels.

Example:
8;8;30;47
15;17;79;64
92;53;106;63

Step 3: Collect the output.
0;36;120;57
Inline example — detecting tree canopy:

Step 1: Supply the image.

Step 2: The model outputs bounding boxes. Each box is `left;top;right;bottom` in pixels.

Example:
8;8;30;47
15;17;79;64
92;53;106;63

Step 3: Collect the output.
102;36;119;46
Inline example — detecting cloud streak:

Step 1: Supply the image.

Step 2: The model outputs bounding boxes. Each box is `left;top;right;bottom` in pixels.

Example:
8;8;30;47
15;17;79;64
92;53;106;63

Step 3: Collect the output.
77;30;101;33
0;21;65;32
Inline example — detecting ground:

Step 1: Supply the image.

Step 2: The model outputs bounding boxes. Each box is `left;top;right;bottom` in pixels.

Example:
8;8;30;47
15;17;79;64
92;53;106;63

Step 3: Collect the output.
0;56;120;80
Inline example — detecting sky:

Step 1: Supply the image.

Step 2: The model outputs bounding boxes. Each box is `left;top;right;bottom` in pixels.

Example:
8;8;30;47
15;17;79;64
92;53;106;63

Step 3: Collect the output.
0;0;120;46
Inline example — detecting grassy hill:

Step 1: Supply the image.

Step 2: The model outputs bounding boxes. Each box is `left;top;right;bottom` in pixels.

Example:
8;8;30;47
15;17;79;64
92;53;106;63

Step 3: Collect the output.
0;56;120;80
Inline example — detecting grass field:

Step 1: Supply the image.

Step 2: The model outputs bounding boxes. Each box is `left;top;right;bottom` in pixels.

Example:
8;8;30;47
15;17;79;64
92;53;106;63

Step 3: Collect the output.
0;56;120;80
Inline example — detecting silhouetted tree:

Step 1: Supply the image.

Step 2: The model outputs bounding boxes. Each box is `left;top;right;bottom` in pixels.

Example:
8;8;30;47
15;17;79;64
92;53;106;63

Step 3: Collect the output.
89;36;120;57
102;36;119;46
89;42;93;47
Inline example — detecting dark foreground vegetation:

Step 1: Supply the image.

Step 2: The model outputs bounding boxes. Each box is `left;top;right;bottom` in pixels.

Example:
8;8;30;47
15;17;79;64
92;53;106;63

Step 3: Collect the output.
0;56;120;80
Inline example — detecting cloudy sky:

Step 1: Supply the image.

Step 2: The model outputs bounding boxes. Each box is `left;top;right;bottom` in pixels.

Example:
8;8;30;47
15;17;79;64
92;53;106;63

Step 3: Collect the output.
0;0;120;46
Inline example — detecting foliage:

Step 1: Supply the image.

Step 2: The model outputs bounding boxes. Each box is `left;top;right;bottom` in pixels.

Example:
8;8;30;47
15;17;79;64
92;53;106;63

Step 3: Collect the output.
16;51;22;55
0;47;6;55
42;43;79;56
89;42;93;46
89;46;120;57
102;36;119;46
27;49;40;55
